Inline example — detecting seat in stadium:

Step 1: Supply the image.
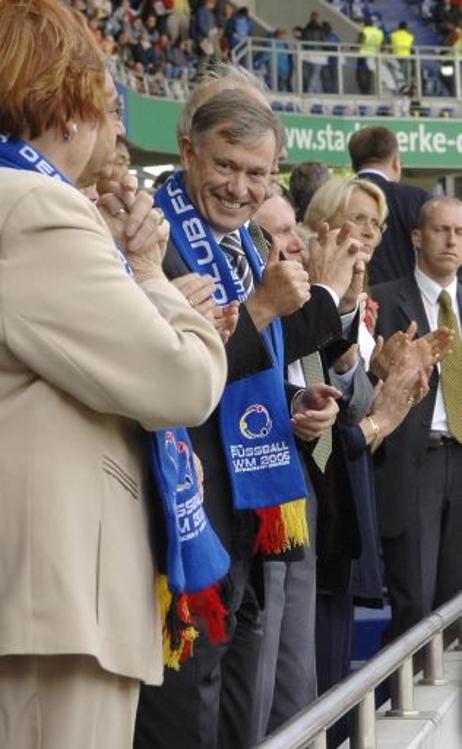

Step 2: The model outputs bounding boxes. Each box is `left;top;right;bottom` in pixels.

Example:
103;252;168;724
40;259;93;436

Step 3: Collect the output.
418;105;432;117
439;106;456;118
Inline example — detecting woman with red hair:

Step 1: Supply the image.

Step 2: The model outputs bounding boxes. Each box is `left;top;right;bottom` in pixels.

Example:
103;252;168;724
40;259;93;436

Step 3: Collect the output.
0;2;227;748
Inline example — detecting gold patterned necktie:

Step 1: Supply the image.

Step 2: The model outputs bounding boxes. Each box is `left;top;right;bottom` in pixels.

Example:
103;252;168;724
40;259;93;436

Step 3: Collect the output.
301;353;333;472
437;289;462;442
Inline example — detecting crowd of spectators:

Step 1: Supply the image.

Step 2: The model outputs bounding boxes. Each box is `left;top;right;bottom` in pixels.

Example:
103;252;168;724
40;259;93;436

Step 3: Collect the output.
420;0;462;39
70;0;255;97
334;0;462;50
70;0;462;105
70;1;347;98
249;12;342;95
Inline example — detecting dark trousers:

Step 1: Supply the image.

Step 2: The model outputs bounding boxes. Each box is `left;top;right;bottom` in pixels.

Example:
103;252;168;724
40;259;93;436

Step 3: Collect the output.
356;60;372;95
382;440;462;643
134;560;262;749
316;593;354;748
321;63;338;94
316;593;353;696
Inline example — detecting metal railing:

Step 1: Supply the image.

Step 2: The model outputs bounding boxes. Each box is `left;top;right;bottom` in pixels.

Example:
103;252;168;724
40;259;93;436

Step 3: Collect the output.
110;38;462;105
112;58;194;100
255;592;462;749
232;38;462;102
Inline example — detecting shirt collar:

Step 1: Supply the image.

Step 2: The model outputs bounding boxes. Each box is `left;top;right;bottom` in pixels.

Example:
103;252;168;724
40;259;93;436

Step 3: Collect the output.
212;221;249;245
414;265;458;307
213;228;238;244
357;168;389;181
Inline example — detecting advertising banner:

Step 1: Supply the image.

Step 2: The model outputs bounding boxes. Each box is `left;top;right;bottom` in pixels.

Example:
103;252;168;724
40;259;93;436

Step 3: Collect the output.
121;86;462;169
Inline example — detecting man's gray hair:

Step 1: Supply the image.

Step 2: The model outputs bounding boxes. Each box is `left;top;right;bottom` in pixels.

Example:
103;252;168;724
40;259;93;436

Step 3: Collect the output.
177;62;268;142
189;89;284;155
201;62;266;92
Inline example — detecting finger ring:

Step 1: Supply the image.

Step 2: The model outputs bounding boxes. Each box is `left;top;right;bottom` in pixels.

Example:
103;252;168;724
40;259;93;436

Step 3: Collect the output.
188;297;195;307
407;396;415;406
114;207;127;216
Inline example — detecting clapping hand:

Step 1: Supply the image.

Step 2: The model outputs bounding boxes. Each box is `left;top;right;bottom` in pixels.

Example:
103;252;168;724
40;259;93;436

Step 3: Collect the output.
172;274;240;343
419;326;454;366
371;320;455;386
306;221;369;307
367;356;430;451
213;301;240;344
370;322;418;380
98;178;169;281
171;274;216;324
291;384;342;441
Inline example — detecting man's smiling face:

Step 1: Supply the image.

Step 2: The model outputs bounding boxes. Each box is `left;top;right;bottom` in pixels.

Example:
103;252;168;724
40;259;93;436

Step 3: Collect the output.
181;124;276;234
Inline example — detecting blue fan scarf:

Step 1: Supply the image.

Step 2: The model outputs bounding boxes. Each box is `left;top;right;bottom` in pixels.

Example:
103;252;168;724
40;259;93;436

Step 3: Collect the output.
155;171;308;512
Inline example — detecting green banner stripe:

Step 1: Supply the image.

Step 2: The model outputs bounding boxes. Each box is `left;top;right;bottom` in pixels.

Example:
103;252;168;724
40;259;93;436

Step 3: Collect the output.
126;87;182;154
122;86;462;168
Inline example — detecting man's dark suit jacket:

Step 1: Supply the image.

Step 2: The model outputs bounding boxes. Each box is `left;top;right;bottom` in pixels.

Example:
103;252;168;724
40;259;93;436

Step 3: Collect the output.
358;171;429;286
371;274;462;538
162;239;343;557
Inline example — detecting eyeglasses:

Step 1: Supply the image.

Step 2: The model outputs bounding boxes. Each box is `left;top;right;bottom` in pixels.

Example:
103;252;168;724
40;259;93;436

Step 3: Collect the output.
107;96;125;121
348;213;387;234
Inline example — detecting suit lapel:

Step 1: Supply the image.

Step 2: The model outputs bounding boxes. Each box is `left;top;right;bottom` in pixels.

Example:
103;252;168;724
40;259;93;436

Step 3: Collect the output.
457;282;462;321
396;276;431;337
248;221;271;261
396;276;439;391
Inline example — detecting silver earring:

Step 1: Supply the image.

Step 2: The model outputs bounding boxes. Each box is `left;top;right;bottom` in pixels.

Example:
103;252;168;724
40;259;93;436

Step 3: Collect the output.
64;123;78;142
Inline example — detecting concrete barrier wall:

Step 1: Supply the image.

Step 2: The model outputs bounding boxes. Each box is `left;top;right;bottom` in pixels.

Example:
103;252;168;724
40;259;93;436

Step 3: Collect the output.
252;0;359;41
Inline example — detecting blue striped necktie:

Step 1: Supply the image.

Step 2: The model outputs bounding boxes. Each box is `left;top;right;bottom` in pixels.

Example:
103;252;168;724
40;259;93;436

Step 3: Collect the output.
220;231;254;300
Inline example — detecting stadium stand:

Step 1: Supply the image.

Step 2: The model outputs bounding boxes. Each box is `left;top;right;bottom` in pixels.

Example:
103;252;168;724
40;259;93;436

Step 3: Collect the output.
70;0;461;117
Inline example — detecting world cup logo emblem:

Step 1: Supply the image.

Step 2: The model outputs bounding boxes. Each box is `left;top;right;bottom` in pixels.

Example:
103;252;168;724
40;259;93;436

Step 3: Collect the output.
239;404;272;440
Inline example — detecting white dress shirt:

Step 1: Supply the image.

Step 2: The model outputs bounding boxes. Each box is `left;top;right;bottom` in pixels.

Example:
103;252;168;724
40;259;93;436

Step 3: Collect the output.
358;320;376;371
414;266;460;435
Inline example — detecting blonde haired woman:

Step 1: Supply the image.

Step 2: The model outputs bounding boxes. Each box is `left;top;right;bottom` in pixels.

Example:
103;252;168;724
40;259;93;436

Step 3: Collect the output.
302;176;429;721
305;175;388;369
304;175;388;248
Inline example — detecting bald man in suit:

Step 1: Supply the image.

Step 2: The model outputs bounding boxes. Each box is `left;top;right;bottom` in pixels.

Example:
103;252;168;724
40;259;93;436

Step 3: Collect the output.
372;196;462;640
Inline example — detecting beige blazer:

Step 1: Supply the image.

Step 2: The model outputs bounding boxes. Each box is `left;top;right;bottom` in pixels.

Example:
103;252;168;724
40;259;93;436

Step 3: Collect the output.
0;169;227;684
